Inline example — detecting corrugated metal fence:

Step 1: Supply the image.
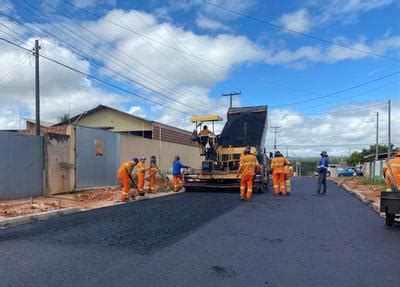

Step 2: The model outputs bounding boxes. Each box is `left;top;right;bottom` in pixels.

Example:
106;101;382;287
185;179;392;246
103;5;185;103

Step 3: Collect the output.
0;132;43;200
75;126;120;188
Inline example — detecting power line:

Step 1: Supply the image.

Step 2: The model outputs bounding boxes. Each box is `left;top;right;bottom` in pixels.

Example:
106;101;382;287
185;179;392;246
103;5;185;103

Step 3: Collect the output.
203;1;400;62
44;0;209;106
60;0;226;69
7;1;200;113
0;37;196;116
271;71;400;108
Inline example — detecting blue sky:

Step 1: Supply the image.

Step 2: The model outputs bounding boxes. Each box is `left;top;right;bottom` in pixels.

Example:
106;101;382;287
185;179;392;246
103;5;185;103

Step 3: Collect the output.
0;0;399;156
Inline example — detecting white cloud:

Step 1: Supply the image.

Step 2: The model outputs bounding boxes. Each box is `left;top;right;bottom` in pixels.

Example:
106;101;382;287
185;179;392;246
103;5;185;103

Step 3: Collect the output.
263;35;400;67
127;105;146;118
196;13;230;31
277;8;312;33
72;0;117;8
266;100;400;157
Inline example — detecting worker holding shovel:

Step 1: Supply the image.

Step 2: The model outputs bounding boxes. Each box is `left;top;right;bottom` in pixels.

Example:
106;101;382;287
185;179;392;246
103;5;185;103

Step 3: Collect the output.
148;155;159;194
117;157;139;201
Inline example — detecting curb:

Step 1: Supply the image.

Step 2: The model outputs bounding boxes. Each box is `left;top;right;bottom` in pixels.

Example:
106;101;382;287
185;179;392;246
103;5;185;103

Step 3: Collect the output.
0;207;82;228
334;181;383;217
0;190;185;229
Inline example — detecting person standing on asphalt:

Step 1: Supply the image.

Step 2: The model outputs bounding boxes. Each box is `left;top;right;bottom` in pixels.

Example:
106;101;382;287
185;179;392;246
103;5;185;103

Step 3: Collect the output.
172;156;190;192
236;146;260;202
314;151;329;196
284;162;294;195
117;157;139;201
271;151;289;196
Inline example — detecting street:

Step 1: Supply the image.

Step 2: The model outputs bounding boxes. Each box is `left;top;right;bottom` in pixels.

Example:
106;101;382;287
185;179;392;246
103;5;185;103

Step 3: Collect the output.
0;177;399;287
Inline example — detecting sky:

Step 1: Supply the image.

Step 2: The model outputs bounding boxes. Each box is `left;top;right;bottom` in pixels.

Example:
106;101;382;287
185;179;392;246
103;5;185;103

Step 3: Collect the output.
0;0;399;157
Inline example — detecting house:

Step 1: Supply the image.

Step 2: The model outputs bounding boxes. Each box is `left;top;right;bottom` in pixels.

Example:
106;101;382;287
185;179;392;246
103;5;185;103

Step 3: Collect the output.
25;119;54;130
54;105;196;147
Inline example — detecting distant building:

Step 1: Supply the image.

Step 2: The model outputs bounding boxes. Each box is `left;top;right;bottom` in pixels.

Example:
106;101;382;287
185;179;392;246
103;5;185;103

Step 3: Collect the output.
25;119;54;130
54;105;196;147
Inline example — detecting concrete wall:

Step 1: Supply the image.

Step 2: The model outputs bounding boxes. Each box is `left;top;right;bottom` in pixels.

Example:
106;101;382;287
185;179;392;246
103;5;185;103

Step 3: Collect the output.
76;109;153;132
364;161;384;180
45;133;74;196
120;134;202;172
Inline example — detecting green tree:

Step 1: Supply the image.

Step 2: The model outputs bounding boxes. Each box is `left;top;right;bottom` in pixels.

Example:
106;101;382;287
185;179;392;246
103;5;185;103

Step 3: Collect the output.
57;114;70;122
347;151;364;166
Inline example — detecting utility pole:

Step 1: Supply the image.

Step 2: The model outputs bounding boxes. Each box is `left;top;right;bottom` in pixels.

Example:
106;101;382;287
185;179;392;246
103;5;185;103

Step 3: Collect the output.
388;100;391;159
375;112;379;162
222;91;241;108
270;126;281;151
286;145;289;158
33;40;41;136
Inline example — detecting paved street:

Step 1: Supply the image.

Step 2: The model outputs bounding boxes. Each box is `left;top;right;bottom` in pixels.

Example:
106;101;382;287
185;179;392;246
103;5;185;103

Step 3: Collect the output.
0;177;399;287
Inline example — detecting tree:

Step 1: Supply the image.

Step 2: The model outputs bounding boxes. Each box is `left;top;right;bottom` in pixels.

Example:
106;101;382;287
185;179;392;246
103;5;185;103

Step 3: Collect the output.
57;114;70;122
347;151;364;166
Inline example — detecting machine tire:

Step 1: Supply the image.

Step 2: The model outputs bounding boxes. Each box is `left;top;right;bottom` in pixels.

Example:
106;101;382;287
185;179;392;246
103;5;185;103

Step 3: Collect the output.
385;213;395;227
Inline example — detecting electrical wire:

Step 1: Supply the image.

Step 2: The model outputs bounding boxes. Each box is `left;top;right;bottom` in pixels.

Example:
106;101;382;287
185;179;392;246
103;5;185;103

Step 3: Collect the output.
271;71;399;108
203;1;400;62
0;37;196;116
43;1;210;105
8;1;200;113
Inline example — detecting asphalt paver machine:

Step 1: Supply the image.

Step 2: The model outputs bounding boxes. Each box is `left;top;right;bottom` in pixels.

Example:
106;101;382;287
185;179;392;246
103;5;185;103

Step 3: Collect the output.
184;106;271;192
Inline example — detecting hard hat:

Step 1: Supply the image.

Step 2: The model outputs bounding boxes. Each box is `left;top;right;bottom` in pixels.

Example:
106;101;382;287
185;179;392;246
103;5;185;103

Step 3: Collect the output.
175;155;180;161
274;151;282;157
320;151;328;157
140;157;147;161
132;157;139;163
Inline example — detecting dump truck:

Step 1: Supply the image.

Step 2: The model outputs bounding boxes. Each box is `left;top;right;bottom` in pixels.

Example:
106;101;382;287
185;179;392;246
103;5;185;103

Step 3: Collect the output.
184;106;270;192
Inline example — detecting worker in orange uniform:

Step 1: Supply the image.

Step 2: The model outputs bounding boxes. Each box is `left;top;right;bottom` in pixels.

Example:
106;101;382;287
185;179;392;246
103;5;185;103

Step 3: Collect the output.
136;157;147;196
148;155;159;194
271;151;289;196
236;146;260;201
117;157;139;201
284;162;294;196
382;150;400;192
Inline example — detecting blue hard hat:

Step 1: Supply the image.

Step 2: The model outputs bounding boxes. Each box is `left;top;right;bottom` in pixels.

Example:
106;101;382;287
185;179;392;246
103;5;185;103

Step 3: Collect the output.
132;157;139;163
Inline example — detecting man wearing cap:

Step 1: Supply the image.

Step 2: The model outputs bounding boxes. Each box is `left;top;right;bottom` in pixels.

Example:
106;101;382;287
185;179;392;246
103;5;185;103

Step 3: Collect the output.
117;157;139;201
137;157;147;196
314;151;329;196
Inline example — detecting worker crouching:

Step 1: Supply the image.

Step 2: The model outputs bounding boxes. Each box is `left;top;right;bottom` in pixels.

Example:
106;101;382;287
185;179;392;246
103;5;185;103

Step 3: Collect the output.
271;151;289;196
284;162;294;195
237;147;260;201
148;155;159;194
137;157;147;196
382;150;400;192
117;157;139;201
172;156;190;192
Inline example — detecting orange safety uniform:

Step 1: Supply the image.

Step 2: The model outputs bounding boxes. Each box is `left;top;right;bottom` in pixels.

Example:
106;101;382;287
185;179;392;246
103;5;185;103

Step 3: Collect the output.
382;151;400;192
173;175;183;192
271;157;289;195
136;161;146;194
284;165;294;193
149;161;158;193
117;160;136;201
238;154;260;201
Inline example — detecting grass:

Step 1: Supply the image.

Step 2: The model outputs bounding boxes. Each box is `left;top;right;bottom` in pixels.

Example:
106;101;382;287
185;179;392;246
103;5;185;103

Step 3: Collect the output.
362;177;386;187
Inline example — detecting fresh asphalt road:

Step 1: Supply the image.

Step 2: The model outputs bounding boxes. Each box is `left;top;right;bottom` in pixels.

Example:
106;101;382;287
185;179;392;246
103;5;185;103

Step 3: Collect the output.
0;177;399;287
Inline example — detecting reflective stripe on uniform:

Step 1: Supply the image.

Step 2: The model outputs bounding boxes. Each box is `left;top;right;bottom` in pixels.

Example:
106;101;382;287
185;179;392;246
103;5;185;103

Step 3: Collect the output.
241;161;257;166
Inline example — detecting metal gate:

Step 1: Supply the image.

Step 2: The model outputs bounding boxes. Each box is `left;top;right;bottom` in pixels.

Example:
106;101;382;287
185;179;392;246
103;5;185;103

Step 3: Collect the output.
0;132;43;200
75;126;120;188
